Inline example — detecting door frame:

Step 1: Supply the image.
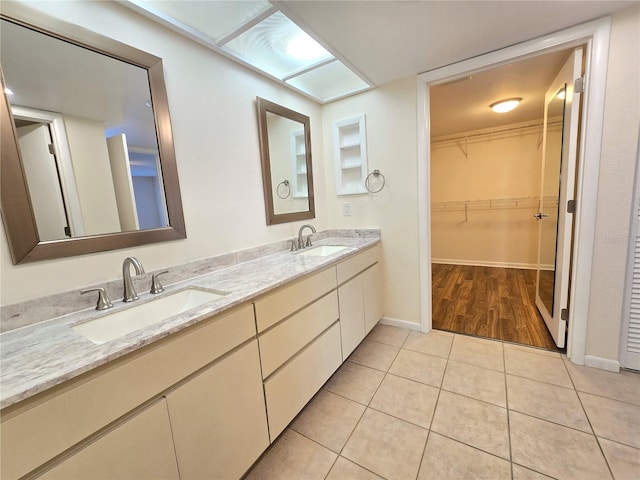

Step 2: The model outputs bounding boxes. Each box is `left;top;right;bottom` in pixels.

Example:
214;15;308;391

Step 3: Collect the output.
417;17;611;365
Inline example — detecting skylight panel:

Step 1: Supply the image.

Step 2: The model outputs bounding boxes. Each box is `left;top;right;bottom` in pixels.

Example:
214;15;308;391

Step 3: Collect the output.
221;11;334;80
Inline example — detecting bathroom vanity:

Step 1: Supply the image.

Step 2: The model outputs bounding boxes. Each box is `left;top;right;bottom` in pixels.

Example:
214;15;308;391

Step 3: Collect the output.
0;234;381;479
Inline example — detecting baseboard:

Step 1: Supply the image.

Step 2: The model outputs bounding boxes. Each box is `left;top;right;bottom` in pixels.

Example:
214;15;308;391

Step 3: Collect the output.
379;316;422;331
584;355;620;373
431;258;554;271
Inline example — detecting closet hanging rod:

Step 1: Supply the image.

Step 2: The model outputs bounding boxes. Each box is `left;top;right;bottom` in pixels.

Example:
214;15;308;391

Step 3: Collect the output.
431;121;562;145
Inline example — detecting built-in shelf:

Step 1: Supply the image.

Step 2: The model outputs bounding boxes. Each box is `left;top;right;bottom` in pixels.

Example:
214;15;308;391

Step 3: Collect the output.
333;114;368;195
291;129;308;198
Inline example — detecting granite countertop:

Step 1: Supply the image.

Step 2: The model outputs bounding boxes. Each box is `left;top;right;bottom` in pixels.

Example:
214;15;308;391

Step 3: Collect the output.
0;236;379;410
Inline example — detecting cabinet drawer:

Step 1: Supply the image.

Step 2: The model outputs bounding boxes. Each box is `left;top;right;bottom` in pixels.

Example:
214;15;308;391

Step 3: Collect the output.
337;244;380;284
259;291;339;378
254;267;337;332
1;304;255;480
263;322;342;441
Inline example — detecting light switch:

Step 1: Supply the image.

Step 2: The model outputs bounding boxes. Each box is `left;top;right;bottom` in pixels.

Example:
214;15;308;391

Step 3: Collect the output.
342;203;352;216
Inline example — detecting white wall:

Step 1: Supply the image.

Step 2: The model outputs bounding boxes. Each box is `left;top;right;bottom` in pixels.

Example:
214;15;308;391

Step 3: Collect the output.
322;78;421;326
0;1;327;305
586;4;640;362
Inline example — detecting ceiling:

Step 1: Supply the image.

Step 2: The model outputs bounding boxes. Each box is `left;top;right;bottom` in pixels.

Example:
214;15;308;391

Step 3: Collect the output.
276;0;634;136
277;1;632;87
429;48;573;137
129;0;633;136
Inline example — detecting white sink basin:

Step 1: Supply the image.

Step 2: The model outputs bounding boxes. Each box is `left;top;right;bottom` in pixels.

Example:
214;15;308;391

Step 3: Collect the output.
72;288;228;344
297;245;350;257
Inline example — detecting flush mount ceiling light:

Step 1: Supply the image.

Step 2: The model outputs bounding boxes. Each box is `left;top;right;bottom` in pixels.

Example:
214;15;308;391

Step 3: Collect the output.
556;88;566;100
4;87;14;95
490;97;522;113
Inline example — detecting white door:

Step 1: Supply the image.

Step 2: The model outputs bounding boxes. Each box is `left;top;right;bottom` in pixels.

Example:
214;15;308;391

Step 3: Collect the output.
535;48;583;348
17;123;70;241
620;136;640;371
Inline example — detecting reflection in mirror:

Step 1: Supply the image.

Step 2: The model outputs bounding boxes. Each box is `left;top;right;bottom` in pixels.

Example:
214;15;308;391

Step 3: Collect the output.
0;4;185;264
539;85;567;314
256;97;315;225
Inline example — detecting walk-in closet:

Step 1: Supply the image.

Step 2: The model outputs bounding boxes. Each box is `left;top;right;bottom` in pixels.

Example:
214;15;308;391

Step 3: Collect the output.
429;47;581;350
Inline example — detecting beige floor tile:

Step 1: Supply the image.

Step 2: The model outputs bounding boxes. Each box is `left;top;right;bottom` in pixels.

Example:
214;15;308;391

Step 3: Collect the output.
389;349;447;387
326;457;383;480
510;411;612;480
403;331;453;359
369;373;439;428
449;334;505;372
245;429;337;480
323;361;385;405
565;362;640;406
442;360;507;407
505;348;572;388
598;437;640;480
291;390;365;452
431;328;455;337
348;340;400;372
507;374;591;432
579;392;640;448
430;390;510;459
342;408;428;480
511;464;555;479
418;432;511;480
503;342;562;358
365;324;410;347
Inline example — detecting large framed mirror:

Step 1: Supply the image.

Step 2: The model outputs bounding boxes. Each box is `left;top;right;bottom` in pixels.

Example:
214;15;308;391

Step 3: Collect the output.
0;3;186;264
256;97;315;225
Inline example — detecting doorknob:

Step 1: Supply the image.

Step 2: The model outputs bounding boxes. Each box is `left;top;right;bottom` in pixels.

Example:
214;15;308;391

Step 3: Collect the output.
533;212;549;219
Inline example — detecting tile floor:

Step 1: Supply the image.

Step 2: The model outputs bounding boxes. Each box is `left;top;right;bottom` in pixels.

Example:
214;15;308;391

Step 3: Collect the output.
245;325;640;480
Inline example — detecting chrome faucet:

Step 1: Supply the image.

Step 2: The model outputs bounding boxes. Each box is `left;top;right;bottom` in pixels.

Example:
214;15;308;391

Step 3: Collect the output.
297;224;316;249
122;256;145;302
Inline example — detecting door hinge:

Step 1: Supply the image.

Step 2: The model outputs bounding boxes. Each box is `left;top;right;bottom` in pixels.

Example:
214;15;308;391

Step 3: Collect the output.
48;144;55;155
64;226;71;237
561;308;569;321
567;199;576;214
574;75;585;94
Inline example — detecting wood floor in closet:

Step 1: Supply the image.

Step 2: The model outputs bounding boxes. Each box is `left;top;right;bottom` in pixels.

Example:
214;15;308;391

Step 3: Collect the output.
431;264;558;351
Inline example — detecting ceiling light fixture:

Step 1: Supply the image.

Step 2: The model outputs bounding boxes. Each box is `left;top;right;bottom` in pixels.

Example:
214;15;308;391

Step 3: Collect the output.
287;32;328;61
4;87;14;96
490;97;521;113
556;89;566;100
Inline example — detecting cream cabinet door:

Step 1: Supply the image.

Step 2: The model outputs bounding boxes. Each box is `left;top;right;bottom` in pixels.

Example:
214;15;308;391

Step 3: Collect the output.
363;263;382;333
165;340;269;480
40;399;179;480
338;274;366;358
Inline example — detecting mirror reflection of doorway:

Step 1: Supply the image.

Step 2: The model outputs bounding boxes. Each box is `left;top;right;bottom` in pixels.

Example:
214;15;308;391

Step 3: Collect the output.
429;46;584;351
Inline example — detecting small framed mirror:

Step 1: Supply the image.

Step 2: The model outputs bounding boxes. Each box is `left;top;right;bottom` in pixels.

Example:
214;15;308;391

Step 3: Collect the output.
256;97;315;225
0;3;186;264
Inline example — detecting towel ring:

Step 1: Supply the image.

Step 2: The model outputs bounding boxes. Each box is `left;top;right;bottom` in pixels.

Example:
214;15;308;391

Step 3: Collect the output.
365;169;385;193
276;180;291;199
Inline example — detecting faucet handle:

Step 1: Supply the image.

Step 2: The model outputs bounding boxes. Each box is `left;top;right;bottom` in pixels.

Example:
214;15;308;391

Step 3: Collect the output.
290;239;298;252
305;235;313;247
150;270;169;294
81;287;113;311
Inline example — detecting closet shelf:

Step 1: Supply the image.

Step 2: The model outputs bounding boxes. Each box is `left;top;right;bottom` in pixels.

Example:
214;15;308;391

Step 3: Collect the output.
431;196;558;212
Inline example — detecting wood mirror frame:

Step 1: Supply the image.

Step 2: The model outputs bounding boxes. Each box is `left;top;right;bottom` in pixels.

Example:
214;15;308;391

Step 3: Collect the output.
256;97;315;225
0;4;186;264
